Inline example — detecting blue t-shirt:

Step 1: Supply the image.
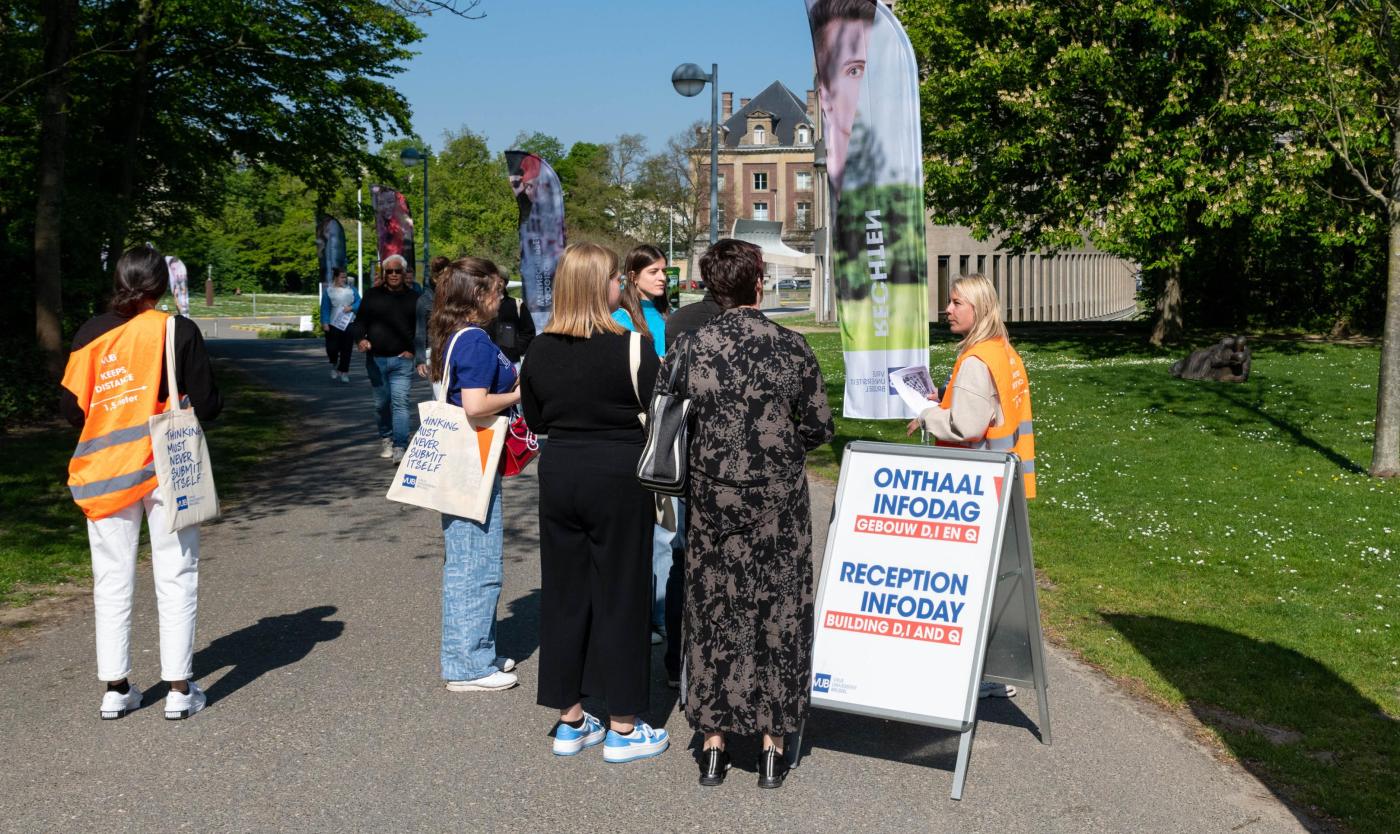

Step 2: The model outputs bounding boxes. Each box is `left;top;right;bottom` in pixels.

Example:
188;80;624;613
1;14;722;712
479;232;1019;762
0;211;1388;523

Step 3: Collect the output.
445;327;516;407
612;304;667;357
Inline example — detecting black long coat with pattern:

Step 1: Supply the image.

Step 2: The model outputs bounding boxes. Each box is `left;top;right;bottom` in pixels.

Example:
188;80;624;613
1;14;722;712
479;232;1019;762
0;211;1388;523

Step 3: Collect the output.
659;307;834;735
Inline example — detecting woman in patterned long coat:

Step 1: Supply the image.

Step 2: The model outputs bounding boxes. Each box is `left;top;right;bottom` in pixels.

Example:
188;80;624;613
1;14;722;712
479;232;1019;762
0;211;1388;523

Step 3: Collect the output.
658;239;834;789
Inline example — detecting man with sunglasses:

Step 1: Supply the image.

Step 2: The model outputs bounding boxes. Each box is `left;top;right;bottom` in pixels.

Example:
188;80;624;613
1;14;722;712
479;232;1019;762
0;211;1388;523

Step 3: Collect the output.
348;254;421;462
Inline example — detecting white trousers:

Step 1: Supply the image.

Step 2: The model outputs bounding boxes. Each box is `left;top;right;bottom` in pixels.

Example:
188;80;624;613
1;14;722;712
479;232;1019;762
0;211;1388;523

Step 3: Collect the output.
86;490;200;682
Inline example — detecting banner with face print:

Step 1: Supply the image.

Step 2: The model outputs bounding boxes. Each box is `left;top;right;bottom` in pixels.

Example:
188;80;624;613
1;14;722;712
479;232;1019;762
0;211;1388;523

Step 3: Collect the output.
370;185;415;283
806;0;930;419
505;151;565;331
315;216;348;286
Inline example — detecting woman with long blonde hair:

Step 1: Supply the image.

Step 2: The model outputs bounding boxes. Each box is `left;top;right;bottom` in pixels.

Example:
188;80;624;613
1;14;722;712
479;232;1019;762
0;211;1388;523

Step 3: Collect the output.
909;274;1036;691
428;255;521;694
519;242;670;763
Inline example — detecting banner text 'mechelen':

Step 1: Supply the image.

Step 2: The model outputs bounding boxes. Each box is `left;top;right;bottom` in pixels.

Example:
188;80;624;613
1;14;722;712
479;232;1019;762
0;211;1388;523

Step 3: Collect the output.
866;210;888;337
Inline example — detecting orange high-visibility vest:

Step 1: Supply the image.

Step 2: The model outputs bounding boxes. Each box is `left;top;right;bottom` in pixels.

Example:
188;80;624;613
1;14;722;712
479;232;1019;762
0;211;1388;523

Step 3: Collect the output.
935;338;1036;499
61;309;170;519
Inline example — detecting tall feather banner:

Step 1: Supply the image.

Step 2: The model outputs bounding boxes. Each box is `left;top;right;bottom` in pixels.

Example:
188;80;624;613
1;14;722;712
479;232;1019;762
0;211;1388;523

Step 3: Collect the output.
806;0;930;419
505;151;565;331
370;185;416;283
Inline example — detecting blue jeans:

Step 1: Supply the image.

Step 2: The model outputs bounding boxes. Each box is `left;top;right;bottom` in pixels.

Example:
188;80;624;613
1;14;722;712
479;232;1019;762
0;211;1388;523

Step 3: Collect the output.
652;498;683;630
441;474;504;681
366;354;413;449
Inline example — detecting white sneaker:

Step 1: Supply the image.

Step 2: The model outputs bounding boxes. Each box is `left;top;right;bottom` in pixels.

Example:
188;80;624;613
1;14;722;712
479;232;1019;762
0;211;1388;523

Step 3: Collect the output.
979;681;1017;699
494;657;517;673
164;681;207;720
445;670;518;692
391;447;405;463
338;372;350;383
378;438;393;458
99;684;143;720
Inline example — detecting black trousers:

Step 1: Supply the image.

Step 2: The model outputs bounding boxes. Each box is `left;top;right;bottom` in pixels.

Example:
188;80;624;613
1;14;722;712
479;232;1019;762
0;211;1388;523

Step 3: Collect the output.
324;326;353;373
536;437;653;716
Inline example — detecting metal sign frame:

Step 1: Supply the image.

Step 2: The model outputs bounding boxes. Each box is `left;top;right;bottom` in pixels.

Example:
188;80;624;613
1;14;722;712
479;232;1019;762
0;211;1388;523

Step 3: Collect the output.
790;440;1051;800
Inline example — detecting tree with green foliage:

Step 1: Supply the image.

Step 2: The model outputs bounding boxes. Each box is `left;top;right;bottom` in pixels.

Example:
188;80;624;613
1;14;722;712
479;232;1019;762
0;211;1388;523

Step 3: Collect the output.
1231;0;1399;475
3;0;425;378
426;128;518;273
510;131;567;167
901;0;1275;345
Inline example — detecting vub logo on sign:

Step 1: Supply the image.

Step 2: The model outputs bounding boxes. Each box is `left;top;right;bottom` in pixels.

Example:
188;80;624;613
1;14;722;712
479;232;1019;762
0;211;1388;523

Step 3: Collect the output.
176;496;189;511
813;673;832;693
402;474;418;488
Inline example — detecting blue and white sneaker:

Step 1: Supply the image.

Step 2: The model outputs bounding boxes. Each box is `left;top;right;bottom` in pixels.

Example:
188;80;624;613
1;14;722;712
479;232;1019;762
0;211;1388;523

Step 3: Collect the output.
553;712;606;756
603;721;669;763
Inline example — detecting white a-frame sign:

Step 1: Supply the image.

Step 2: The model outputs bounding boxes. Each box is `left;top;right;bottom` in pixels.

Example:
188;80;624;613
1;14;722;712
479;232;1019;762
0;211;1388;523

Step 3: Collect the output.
792;441;1051;800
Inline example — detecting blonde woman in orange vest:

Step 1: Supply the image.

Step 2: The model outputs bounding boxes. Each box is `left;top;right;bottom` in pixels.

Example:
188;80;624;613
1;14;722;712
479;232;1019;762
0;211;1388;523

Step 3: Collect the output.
60;246;223;721
907;273;1036;698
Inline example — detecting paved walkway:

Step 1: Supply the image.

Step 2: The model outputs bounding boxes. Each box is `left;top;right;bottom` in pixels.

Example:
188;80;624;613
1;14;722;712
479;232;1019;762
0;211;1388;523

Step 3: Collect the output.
0;338;1315;833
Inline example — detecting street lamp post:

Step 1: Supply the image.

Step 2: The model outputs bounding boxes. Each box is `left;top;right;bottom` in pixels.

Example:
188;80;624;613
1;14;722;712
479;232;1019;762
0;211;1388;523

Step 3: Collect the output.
399;147;429;280
672;62;719;247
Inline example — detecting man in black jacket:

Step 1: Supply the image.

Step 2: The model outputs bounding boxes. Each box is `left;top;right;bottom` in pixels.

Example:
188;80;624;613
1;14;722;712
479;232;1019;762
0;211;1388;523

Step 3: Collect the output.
348;254;420;462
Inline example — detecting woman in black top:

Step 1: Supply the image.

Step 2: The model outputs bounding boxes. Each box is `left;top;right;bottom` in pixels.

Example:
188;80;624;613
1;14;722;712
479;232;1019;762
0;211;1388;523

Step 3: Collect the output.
519;243;670;763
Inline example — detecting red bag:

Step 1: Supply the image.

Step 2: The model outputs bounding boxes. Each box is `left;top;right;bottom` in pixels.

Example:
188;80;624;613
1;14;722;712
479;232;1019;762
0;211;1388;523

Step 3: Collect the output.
500;412;539;477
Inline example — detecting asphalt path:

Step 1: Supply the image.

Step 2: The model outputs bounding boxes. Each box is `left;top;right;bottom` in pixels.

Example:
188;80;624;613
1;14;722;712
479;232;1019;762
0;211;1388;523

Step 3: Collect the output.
0;337;1315;833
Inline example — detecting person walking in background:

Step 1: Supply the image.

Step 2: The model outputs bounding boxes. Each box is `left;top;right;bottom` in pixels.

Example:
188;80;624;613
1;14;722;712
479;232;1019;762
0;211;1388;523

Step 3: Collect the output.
907;273;1036;698
321;267;360;383
611;244;674;648
519;243;670;764
663;239;834;789
165;255;191;317
60;245;223;721
349;254;420;462
487;270;535;367
428;255;520;693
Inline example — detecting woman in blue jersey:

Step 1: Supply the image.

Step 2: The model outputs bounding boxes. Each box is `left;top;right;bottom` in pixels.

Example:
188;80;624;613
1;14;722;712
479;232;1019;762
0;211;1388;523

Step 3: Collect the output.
611;244;676;646
428;255;521;693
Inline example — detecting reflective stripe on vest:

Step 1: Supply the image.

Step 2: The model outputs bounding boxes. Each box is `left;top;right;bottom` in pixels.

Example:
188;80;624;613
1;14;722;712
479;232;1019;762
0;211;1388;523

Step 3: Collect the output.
68;465;157;501
936;339;1037;499
61;310;170;519
71;423;151;459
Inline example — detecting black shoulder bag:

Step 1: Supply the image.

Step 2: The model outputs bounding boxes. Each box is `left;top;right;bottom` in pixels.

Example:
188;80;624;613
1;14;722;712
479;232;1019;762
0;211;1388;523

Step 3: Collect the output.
635;335;692;497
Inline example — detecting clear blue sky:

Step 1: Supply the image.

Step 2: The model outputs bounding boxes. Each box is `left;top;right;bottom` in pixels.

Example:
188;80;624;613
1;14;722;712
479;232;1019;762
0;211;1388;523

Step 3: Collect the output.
390;0;817;154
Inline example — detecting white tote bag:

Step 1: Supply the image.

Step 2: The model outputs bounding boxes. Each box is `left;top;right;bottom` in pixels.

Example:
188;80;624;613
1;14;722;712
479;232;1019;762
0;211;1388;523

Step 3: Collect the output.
148;317;220;532
386;328;508;522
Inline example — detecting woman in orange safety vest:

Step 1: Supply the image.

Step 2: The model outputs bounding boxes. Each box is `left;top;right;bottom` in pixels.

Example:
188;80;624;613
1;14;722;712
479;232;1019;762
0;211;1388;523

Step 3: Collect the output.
60;245;222;721
906;273;1036;698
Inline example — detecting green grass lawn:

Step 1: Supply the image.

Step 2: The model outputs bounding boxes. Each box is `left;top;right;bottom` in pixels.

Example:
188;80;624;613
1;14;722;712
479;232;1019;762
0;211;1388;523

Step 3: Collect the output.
0;362;294;608
183;292;317;318
803;322;1399;834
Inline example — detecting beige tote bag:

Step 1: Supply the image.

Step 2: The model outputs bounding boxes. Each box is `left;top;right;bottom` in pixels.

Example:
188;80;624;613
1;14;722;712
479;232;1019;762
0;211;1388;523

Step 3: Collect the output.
148;316;220;532
386;328;508;522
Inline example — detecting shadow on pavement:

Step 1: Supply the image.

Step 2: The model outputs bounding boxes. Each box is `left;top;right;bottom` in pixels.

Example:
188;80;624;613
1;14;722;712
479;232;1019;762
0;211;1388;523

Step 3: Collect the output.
194;605;346;706
206;339;432;527
496;587;541;666
1105;614;1397;833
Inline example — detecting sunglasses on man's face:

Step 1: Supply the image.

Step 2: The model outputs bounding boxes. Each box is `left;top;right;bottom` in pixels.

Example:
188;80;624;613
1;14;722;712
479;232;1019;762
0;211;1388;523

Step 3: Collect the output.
384;268;405;275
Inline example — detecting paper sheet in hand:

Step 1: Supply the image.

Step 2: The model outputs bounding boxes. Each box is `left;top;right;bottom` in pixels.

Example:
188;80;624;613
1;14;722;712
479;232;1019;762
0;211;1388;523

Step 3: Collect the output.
889;365;936;414
330;308;354;331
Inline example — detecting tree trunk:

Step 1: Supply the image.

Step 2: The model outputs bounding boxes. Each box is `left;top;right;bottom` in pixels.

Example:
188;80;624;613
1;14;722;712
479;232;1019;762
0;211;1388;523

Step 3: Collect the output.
33;0;79;380
1370;202;1400;477
104;0;156;258
1149;262;1184;346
